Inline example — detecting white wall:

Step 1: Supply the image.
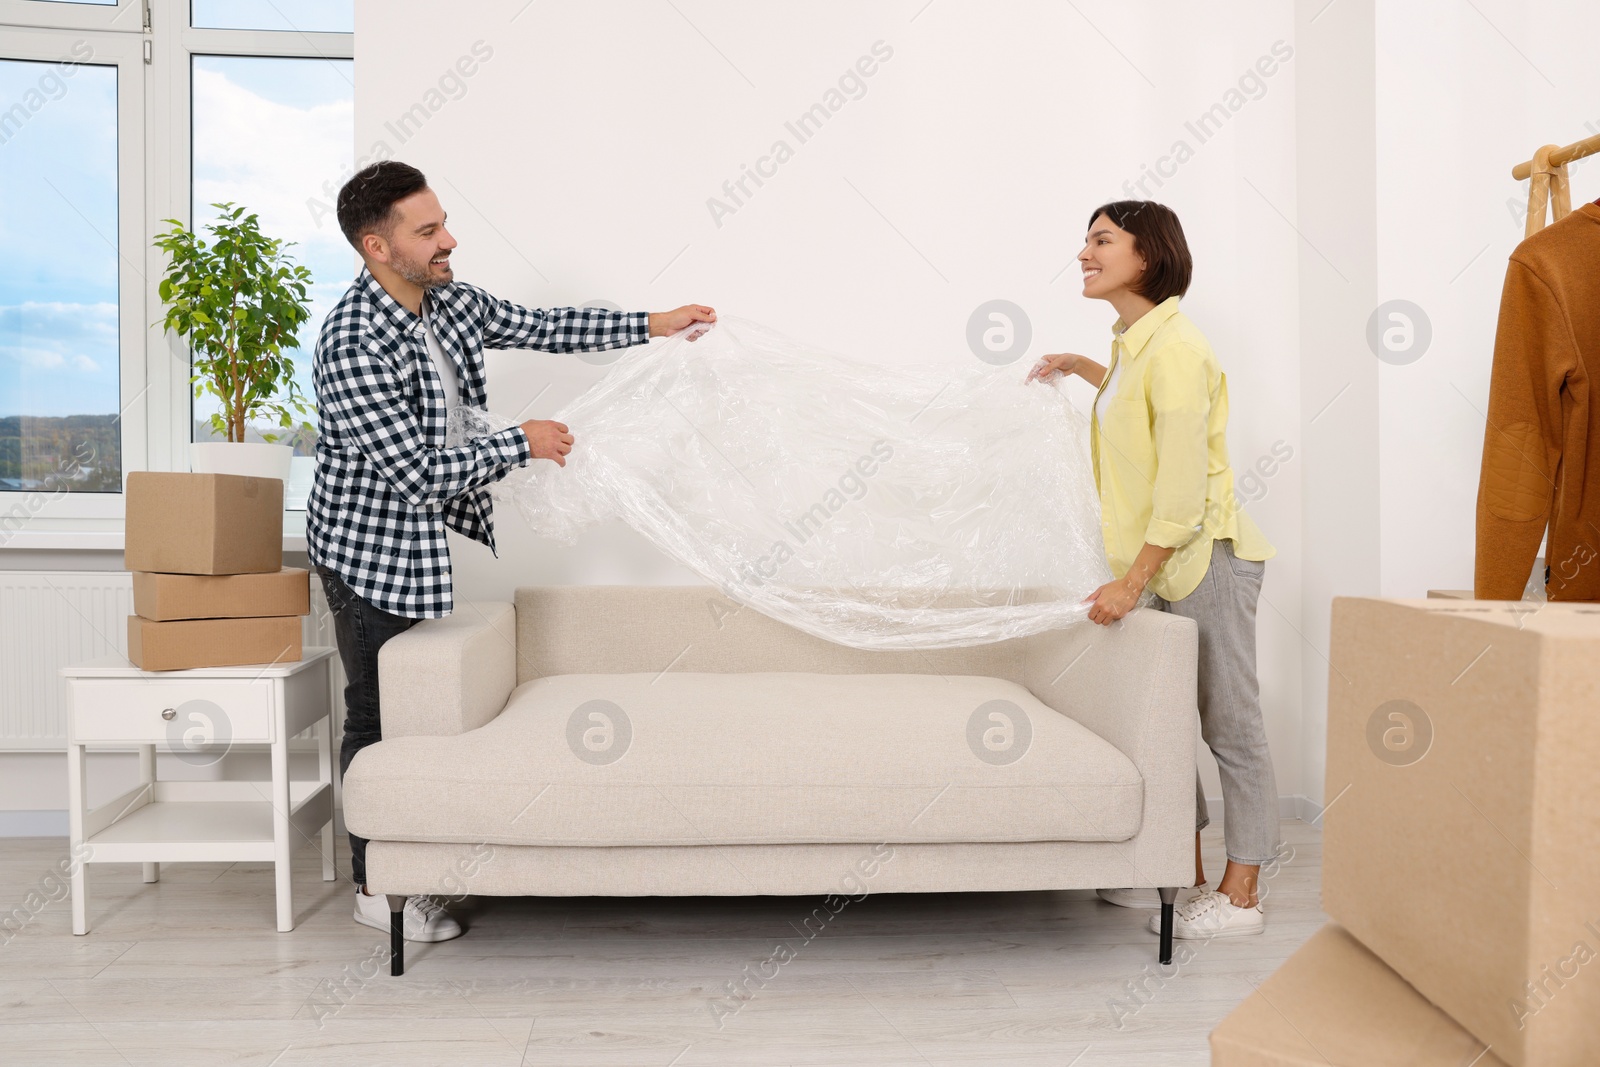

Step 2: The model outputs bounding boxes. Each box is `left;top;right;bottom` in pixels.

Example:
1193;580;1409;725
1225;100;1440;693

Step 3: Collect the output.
356;0;1307;812
1293;0;1380;826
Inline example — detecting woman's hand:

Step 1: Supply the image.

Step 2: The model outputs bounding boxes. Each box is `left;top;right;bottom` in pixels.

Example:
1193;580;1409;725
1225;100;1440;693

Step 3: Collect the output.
1026;352;1082;383
1084;576;1141;625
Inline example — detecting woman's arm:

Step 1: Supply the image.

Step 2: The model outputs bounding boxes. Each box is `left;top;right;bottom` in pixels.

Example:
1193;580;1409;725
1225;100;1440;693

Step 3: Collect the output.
1074;356;1108;389
1085;541;1177;625
1124;541;1177;592
1027;352;1108;389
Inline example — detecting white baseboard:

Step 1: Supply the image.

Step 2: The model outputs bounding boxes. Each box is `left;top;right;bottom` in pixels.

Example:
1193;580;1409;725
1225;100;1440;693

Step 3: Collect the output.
0;801;1319;840
1291;794;1326;827
0;810;68;837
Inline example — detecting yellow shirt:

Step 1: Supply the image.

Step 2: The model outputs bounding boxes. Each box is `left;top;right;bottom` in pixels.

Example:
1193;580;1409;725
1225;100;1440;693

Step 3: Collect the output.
1089;296;1275;602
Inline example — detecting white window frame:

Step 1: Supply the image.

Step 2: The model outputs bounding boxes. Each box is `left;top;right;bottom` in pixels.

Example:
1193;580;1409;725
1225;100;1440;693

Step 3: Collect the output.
161;21;353;480
0;0;352;532
0;0;142;33
0;21;147;522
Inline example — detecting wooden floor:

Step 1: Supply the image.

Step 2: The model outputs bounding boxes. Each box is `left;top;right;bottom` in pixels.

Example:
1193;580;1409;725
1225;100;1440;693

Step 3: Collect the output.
0;820;1325;1065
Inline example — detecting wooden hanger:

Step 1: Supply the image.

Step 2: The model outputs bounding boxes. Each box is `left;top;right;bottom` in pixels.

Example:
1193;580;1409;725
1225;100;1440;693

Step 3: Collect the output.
1513;131;1600;236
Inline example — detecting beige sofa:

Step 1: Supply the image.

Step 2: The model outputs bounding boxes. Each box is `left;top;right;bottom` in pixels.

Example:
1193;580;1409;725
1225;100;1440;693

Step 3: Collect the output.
343;586;1199;975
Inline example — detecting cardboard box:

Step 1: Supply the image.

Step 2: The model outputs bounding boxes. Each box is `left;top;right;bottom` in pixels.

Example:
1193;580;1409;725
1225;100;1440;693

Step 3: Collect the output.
1324;597;1600;1067
1210;923;1507;1065
124;472;283;575
132;568;310;622
127;615;302;672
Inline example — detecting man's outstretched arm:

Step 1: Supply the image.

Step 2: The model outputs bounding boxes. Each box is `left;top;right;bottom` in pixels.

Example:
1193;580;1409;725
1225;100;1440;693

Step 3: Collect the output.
476;289;715;352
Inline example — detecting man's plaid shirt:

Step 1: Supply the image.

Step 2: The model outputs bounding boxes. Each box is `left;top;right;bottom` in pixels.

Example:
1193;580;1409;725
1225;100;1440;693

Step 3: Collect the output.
307;267;648;618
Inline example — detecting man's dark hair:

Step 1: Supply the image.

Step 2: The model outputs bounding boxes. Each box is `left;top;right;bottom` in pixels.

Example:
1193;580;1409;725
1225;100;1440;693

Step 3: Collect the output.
1086;200;1193;303
336;160;429;252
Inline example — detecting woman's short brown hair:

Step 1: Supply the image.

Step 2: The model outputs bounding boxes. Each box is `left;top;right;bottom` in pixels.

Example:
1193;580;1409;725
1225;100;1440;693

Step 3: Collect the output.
1086;200;1193;304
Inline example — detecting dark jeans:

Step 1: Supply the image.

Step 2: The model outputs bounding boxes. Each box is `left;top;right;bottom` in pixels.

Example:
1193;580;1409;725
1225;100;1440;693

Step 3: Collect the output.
316;565;417;887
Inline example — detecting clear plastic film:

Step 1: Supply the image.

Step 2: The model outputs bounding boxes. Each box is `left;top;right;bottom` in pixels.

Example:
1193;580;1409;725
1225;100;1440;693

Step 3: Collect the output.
449;316;1146;650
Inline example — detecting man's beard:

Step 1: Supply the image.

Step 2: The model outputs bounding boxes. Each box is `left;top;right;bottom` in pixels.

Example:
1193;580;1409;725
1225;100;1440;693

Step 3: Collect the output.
393;250;450;290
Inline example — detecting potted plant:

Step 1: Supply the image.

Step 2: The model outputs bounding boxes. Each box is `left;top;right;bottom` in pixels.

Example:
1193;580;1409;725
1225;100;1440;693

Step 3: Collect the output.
154;202;315;483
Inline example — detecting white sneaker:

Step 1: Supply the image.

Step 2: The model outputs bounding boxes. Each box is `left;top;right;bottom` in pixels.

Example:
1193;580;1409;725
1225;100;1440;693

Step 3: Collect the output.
1147;890;1264;939
1097;883;1209;910
353;887;464;943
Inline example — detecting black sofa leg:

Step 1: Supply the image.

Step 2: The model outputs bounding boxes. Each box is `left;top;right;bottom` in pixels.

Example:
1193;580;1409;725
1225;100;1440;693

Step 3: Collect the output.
386;895;406;976
1157;887;1178;965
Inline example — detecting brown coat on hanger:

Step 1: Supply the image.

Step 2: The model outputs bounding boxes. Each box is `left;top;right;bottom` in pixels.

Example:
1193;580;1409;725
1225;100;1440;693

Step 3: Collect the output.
1475;203;1600;600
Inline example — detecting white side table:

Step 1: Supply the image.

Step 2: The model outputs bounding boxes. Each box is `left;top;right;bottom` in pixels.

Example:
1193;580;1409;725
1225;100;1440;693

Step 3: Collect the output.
61;648;338;934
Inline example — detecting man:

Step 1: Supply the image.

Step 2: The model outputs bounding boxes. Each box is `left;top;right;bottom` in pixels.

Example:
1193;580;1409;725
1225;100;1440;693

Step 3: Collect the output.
309;160;714;942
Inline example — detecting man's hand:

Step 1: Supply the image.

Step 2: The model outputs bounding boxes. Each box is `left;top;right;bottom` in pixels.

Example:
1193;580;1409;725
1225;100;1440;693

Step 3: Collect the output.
521;419;574;467
648;304;717;340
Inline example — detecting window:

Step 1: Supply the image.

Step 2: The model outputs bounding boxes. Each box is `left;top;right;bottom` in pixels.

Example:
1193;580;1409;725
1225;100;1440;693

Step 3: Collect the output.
0;24;143;526
0;0;353;525
191;53;355;508
0;53;122;493
190;0;353;33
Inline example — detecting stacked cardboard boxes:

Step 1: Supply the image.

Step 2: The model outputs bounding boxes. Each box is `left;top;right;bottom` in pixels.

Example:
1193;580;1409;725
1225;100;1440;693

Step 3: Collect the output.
123;472;309;671
1212;597;1600;1065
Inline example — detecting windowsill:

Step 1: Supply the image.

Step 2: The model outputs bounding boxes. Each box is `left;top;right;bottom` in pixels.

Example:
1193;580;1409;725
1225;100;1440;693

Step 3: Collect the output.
2;511;309;552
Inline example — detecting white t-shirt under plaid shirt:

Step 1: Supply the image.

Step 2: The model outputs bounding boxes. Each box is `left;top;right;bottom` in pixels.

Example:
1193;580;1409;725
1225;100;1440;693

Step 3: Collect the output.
421;293;461;415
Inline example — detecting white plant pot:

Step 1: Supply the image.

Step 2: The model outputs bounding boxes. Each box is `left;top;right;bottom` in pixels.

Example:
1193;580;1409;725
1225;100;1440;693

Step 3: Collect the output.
190;441;294;484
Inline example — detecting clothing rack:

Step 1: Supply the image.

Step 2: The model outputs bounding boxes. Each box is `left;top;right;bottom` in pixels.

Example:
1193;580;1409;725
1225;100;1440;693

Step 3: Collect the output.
1512;131;1600;237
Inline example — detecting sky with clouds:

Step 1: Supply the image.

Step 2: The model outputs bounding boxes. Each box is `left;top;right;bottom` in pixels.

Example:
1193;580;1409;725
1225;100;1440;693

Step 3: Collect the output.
191;55;357;429
0;58;119;420
0;40;354;422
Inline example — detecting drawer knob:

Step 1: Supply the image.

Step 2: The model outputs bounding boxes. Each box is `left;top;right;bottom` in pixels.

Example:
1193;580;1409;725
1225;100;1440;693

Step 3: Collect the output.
161;707;177;721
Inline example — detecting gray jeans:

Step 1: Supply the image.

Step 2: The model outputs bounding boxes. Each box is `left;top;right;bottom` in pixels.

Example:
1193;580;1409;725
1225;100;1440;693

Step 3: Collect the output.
1153;537;1280;866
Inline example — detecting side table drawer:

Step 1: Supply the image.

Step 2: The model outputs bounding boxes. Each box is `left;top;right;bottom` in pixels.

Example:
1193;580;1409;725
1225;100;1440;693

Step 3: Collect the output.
68;679;274;744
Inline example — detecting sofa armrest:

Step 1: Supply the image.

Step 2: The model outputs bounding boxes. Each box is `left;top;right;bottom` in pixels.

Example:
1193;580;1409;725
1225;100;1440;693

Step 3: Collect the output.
1025;607;1198;762
376;601;517;738
1023;606;1199;884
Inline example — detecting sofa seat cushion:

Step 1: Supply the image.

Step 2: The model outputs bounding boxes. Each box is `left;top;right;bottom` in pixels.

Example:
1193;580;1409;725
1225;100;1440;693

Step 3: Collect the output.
343;672;1144;847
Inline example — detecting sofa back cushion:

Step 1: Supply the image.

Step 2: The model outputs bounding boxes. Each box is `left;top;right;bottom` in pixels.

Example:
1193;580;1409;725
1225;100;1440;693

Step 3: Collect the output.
514;586;1024;684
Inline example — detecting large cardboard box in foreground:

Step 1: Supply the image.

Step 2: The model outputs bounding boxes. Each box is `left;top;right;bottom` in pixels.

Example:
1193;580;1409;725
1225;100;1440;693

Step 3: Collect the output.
1211;923;1507;1065
1324;597;1600;1067
124;472;283;575
127;615;301;672
132;568;309;621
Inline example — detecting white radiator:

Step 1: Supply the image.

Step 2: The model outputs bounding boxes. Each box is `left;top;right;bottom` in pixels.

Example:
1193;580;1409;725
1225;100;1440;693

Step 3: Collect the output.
0;571;341;750
0;572;133;749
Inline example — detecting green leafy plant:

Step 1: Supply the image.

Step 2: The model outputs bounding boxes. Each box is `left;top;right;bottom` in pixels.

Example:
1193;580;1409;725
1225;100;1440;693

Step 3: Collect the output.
154;202;315;444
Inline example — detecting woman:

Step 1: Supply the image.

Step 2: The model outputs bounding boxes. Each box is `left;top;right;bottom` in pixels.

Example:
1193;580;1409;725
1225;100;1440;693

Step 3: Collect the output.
1028;200;1279;940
